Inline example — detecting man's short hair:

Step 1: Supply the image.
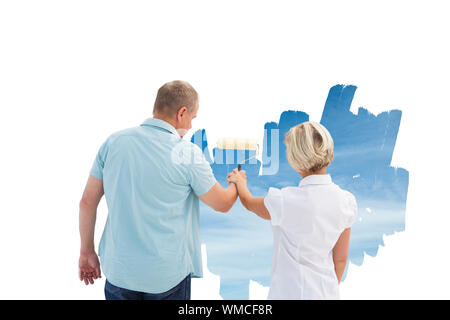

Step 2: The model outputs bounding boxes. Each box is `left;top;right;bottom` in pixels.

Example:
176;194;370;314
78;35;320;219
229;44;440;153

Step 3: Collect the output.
153;80;198;117
284;121;334;173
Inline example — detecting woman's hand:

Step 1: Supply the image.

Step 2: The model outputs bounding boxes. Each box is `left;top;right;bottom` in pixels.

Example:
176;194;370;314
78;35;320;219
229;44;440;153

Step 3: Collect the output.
227;168;247;186
226;169;271;220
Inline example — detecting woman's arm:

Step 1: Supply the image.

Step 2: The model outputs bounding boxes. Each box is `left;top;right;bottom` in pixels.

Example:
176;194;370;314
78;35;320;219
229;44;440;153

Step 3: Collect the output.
332;228;351;283
238;186;270;220
227;169;271;220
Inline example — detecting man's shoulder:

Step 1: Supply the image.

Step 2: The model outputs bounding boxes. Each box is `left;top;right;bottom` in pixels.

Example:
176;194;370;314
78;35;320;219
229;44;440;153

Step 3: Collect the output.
105;126;142;144
170;139;208;165
179;139;202;151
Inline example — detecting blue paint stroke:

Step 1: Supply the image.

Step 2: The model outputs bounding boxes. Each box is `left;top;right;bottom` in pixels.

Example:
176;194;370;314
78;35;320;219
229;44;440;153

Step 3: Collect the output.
191;84;409;299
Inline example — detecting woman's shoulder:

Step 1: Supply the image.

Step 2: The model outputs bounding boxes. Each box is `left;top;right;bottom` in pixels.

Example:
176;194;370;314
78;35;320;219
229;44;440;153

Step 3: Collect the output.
331;184;358;212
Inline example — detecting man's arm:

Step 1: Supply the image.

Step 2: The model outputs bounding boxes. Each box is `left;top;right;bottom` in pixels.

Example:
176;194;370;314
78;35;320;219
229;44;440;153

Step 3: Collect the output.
78;175;104;285
332;228;351;284
198;182;238;213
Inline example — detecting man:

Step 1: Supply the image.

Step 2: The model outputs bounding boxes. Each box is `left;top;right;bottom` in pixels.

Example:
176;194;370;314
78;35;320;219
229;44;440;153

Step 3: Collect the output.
78;80;238;300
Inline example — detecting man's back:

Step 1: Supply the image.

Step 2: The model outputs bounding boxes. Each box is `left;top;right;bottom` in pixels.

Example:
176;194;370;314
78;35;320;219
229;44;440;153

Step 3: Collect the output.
90;118;216;293
79;81;238;299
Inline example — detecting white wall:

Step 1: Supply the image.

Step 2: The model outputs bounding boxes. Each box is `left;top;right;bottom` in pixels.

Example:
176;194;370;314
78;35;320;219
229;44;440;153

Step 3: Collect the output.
0;0;449;299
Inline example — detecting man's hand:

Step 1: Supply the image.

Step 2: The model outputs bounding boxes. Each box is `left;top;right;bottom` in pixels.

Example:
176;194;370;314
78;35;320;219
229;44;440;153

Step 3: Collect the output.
78;251;101;285
227;169;247;186
79;175;104;285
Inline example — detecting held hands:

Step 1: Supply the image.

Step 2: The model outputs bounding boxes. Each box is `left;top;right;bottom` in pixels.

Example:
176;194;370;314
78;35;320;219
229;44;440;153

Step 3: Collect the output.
227;168;247;187
79;251;101;285
227;169;256;214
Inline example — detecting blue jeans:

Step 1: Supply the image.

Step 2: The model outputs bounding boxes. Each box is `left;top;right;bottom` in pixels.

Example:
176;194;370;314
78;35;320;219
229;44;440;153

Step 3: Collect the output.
104;274;191;300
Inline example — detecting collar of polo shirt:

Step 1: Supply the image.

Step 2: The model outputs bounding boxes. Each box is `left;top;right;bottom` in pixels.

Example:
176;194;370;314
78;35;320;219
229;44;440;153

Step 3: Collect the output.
141;118;181;137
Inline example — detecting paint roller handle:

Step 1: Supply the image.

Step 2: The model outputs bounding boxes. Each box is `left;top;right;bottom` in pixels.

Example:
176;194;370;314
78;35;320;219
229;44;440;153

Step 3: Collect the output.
238;164;242;171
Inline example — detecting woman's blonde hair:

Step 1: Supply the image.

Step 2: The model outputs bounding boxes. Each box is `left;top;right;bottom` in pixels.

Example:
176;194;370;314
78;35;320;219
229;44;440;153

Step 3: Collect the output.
284;121;334;173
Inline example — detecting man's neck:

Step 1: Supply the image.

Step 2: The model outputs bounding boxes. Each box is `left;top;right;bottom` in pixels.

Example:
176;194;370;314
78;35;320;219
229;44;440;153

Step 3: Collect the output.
153;114;177;129
153;114;187;138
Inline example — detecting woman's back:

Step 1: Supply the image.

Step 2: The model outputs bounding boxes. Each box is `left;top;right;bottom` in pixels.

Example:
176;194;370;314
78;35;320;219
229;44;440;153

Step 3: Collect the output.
265;174;357;299
228;121;358;299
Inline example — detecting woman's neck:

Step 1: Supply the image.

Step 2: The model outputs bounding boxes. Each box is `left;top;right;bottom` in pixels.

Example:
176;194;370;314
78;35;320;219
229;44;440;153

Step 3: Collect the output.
299;167;327;179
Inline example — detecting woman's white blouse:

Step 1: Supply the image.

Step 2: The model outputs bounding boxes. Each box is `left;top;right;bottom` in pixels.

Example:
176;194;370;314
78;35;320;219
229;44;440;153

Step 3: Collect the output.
264;174;357;300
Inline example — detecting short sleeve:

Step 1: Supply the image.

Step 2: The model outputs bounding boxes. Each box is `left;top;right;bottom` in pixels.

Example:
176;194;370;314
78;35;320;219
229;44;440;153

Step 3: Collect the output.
344;192;358;228
90;139;109;181
264;187;283;226
188;144;217;197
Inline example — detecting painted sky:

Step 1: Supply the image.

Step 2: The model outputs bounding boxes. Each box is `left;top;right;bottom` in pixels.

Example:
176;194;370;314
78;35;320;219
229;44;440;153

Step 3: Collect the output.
191;84;409;299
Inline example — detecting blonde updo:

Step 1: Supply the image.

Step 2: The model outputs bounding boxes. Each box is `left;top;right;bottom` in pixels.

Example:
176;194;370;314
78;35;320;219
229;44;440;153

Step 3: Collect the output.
284;122;334;173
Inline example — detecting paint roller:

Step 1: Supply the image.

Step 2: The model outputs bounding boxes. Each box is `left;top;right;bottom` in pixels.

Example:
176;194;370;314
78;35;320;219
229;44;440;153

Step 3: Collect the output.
216;138;259;171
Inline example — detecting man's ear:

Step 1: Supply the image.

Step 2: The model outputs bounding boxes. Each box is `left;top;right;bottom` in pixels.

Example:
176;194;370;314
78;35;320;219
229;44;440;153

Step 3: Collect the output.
177;106;188;121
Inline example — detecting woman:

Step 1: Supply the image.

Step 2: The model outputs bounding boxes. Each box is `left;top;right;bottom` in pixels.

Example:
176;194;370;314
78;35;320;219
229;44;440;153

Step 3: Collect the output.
227;121;357;299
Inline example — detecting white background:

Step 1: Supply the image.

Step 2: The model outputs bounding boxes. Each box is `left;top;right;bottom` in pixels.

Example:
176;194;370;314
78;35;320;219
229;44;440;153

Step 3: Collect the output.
0;0;449;299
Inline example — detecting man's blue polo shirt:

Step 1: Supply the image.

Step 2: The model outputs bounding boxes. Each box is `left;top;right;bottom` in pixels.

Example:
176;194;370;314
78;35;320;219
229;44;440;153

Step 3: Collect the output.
90;118;217;293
